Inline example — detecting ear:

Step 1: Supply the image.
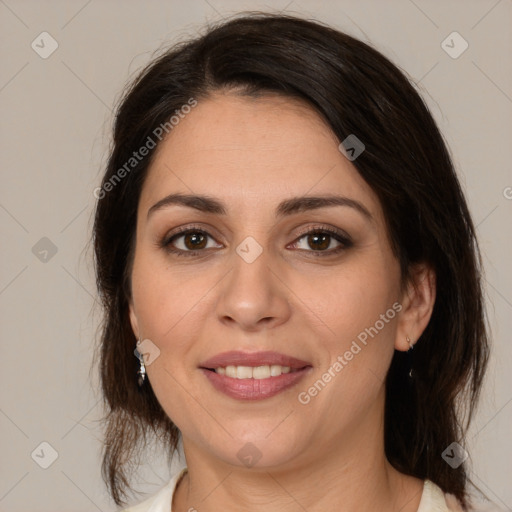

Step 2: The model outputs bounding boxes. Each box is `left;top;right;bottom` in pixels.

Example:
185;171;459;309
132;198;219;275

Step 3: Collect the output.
128;300;140;341
395;263;436;352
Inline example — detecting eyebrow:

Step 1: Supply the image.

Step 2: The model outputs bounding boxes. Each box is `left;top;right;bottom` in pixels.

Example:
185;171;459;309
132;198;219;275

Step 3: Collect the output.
147;193;373;221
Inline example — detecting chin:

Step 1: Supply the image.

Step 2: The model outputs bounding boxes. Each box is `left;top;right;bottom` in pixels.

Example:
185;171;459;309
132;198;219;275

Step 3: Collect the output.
212;434;304;471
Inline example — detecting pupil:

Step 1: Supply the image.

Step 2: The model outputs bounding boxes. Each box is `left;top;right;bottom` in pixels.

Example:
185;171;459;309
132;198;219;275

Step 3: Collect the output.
308;233;329;250
185;232;206;250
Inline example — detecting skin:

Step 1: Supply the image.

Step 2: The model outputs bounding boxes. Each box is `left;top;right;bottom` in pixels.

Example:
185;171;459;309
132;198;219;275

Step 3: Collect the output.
128;92;436;512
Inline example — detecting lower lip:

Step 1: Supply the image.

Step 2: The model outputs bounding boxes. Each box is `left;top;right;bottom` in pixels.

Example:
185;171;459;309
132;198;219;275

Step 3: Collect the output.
200;367;312;401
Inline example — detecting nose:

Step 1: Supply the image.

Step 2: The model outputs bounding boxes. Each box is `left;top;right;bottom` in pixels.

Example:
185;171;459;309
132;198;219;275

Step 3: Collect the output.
214;245;292;332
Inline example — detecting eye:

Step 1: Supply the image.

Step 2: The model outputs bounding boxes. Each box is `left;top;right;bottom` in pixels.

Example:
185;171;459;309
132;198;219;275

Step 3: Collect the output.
161;227;222;256
290;227;352;255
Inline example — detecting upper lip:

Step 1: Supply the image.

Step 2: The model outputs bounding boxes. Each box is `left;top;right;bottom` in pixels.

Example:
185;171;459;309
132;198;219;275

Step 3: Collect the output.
199;351;311;369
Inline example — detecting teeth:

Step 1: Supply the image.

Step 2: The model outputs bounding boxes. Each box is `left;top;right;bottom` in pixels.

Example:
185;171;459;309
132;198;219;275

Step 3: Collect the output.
234;365;253;379
217;365;292;379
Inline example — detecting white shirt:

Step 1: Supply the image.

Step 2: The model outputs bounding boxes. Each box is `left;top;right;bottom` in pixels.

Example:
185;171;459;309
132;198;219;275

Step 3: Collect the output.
121;468;503;512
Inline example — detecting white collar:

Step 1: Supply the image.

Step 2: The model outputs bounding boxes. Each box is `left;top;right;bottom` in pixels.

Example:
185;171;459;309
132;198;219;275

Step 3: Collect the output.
417;480;458;511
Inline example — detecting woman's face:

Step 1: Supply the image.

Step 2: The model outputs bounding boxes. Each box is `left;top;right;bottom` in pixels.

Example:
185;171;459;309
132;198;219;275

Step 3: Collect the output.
128;92;414;470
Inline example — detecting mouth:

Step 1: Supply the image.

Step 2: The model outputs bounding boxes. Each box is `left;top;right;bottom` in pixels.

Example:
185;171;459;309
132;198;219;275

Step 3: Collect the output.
202;365;305;378
198;350;312;400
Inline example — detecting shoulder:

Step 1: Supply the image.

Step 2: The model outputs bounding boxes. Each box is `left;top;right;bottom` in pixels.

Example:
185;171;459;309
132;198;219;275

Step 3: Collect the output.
121;467;188;512
463;495;510;512
449;483;509;512
422;480;507;512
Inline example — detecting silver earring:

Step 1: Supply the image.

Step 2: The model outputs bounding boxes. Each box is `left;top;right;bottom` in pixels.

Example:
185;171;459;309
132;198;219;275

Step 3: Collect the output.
406;336;414;378
136;340;146;387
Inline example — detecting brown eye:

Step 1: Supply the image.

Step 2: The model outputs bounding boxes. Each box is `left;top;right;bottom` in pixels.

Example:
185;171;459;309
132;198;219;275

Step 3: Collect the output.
182;232;207;250
290;227;353;256
161;228;222;256
306;233;331;251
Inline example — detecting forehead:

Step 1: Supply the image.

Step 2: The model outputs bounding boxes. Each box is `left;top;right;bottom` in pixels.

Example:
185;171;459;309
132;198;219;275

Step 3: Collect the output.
139;92;381;221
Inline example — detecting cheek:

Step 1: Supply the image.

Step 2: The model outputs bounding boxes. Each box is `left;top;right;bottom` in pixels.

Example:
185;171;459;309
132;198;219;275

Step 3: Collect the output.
131;260;208;428
307;257;399;342
300;274;398;431
305;257;400;386
131;251;211;344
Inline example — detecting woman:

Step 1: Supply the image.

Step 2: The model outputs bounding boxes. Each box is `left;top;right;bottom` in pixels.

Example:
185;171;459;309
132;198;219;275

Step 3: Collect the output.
92;13;497;512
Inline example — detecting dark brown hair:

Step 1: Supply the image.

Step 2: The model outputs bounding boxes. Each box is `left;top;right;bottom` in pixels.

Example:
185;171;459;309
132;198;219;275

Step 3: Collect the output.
92;12;489;508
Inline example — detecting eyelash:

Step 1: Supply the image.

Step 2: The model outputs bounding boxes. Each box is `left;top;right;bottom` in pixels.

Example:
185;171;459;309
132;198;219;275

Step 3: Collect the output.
159;224;353;258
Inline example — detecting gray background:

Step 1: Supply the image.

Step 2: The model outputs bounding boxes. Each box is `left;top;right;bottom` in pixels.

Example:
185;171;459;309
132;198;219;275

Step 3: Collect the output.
0;0;511;510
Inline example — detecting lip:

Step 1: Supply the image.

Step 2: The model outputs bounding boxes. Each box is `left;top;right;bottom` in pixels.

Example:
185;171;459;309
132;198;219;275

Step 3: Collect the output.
200;367;312;401
199;350;313;401
199;350;311;370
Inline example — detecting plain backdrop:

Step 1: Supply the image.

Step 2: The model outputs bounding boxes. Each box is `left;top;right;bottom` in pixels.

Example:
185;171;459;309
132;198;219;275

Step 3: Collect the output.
0;1;511;510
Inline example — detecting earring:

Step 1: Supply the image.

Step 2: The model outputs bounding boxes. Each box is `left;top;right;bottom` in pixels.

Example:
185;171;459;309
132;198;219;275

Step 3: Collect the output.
406;336;414;379
135;340;146;387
